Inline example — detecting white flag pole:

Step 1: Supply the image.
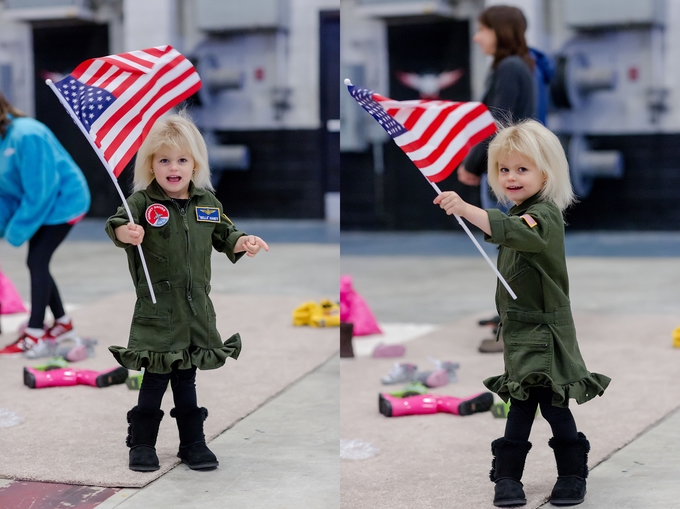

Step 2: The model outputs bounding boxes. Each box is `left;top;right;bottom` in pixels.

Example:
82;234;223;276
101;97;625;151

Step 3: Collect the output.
343;78;517;300
428;181;517;300
46;79;157;304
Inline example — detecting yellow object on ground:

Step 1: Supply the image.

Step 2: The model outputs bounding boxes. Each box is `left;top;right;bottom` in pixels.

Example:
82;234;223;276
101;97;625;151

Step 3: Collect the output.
292;301;320;326
672;326;680;348
293;299;339;327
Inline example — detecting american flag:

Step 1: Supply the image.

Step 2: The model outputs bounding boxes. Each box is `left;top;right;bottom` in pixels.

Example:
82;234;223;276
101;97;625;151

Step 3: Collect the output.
346;82;497;183
53;45;201;177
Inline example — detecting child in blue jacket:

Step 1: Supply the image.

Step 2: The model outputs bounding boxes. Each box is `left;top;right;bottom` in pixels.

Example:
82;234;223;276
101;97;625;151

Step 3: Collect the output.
0;91;90;357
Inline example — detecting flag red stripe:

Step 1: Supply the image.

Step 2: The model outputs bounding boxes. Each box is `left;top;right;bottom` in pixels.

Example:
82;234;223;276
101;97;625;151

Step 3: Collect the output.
399;102;466;153
426;123;497;183
70;59;98;80
107;51;182;97
73;48;168;83
98;53;154;73
401;107;426;131
96;54;188;142
426;149;466;183
143;47;167;58
105;70;143;99
98;68;127;91
384;102;428;131
99;62;191;153
73;61;112;84
110;79;201;177
105;68;199;165
104;76;194;164
410;105;490;166
103;66;199;163
114;51;156;69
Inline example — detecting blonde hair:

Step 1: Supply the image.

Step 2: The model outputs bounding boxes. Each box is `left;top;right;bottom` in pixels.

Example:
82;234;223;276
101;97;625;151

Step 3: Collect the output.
133;111;213;193
487;120;576;212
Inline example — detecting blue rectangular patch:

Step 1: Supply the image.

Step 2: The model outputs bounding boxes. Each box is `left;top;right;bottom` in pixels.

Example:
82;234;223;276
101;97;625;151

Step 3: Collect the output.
196;207;220;222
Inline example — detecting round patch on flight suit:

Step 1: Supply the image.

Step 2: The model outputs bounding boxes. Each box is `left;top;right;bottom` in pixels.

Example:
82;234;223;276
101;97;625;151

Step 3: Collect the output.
145;204;170;227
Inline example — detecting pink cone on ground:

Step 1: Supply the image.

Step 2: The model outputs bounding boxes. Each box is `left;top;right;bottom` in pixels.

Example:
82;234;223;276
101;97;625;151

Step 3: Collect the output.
340;275;382;336
0;266;27;314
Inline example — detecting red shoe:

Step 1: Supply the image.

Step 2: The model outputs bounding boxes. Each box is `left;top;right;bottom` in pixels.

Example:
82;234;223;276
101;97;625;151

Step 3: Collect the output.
0;331;41;357
46;318;76;342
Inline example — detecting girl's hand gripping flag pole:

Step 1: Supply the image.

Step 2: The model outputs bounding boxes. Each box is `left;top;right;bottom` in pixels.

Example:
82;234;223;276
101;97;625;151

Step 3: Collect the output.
47;45;203;304
344;79;517;300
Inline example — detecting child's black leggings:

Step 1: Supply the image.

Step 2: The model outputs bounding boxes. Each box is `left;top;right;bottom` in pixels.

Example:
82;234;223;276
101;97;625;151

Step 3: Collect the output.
138;366;198;411
504;387;578;442
26;223;72;329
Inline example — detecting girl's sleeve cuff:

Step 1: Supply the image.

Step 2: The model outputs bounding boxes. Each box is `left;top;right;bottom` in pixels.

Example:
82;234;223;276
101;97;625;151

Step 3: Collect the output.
105;217;133;249
484;208;508;244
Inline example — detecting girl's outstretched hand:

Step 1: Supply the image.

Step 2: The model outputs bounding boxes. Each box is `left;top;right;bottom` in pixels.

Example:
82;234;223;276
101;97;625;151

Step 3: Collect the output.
236;235;269;257
434;191;468;217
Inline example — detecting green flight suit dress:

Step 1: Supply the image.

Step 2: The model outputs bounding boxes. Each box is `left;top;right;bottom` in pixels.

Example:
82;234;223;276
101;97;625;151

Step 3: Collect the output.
105;180;247;374
483;193;610;407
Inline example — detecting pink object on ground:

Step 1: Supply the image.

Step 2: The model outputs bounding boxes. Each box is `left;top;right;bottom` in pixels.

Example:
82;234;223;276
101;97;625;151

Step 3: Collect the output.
73;369;108;387
23;366;128;389
340;275;382;336
436;392;495;416
380;391;494;417
0;266;27;314
379;393;438;417
64;344;88;362
371;343;405;358
423;369;449;388
24;367;78;388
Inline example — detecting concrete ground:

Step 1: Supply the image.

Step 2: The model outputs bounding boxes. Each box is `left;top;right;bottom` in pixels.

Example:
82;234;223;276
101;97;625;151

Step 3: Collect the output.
0;218;339;509
341;230;680;509
98;356;339;509
3;223;680;507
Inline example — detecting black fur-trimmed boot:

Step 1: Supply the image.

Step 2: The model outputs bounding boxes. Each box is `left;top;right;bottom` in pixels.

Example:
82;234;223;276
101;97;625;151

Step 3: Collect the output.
170;406;219;470
126;406;164;472
548;432;590;506
490;437;533;507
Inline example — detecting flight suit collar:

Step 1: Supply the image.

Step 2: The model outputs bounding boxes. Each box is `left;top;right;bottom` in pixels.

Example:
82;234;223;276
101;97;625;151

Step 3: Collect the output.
508;192;542;216
145;179;207;202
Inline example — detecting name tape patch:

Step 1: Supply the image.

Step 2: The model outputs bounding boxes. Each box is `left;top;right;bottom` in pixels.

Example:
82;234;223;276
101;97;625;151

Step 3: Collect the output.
196;207;220;222
520;214;538;228
145;204;170;227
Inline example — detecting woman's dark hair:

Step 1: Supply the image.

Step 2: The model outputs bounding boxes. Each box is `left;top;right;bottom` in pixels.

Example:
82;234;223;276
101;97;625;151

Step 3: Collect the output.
0;90;27;138
479;5;534;71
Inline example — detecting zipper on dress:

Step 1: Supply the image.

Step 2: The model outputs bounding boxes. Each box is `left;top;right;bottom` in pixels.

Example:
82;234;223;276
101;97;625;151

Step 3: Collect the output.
172;198;197;316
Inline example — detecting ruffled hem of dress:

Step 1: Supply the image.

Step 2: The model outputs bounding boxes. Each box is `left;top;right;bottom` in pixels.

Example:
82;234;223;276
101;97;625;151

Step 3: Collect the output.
483;371;611;407
109;332;241;374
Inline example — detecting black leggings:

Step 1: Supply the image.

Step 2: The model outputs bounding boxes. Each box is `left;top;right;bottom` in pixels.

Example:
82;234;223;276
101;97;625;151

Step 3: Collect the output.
138;366;198;411
27;224;72;329
504;387;578;442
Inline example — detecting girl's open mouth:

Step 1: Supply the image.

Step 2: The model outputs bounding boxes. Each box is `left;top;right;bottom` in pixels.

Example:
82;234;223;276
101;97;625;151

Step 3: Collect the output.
167;176;181;183
507;186;522;191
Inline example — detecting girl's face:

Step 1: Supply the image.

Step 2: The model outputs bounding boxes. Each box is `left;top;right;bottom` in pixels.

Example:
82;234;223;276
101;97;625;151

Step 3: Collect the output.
151;145;195;199
497;152;545;205
473;24;497;56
